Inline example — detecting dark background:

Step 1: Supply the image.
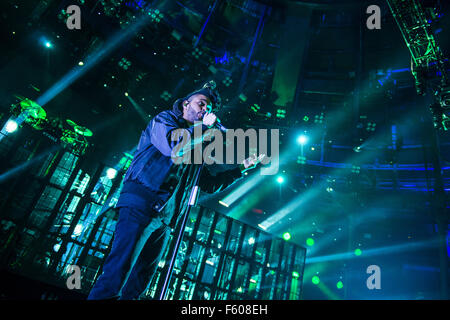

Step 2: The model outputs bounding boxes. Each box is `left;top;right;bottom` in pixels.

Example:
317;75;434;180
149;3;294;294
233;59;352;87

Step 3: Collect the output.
0;0;449;299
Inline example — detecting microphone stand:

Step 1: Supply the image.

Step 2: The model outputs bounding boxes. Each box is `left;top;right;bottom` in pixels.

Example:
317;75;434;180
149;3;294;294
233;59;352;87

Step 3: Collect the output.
159;162;205;300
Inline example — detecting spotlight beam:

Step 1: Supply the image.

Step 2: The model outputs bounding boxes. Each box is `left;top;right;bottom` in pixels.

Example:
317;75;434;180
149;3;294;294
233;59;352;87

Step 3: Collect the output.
317;282;341;300
261;106;427;235
221;173;266;207
306;238;440;264
126;95;150;123
36;13;152;107
259;185;322;231
1;114;34;142
227;179;273;221
0;146;61;183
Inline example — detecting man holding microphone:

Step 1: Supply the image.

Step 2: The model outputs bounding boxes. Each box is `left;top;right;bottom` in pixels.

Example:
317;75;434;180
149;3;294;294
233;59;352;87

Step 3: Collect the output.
88;81;264;300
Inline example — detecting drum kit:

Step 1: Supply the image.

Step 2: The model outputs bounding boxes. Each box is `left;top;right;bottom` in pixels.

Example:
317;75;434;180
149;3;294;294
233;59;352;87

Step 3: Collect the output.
10;96;93;156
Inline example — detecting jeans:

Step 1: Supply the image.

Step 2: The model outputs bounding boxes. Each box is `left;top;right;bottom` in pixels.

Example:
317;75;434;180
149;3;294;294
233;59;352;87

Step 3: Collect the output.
87;207;171;300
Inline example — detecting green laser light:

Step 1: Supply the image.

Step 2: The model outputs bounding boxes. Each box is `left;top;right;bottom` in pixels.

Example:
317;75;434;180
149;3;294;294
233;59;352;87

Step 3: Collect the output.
306;238;315;246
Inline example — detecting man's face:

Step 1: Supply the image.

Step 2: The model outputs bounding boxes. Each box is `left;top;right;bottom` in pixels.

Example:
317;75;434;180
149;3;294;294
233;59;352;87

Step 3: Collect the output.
182;94;213;124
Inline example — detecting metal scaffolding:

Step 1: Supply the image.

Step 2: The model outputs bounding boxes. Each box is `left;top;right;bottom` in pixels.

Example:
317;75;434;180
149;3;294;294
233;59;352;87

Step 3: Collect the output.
0;125;306;300
386;0;448;88
386;0;449;299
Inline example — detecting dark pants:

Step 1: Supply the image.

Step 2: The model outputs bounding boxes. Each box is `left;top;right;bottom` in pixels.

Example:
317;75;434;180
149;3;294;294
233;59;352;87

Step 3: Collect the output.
87;207;171;300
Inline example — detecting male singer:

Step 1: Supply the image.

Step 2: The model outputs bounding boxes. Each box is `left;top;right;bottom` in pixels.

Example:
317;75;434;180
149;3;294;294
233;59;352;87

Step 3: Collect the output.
88;81;263;300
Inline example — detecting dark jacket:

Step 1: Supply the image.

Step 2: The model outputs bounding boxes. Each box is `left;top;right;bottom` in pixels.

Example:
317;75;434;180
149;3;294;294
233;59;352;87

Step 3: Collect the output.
116;100;243;228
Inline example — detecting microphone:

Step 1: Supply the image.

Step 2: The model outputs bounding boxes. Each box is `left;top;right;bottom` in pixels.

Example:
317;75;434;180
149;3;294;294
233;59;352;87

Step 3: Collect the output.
214;118;228;133
201;111;228;132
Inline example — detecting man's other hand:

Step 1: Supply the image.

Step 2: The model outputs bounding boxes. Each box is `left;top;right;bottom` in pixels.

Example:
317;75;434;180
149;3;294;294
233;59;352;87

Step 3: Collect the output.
241;153;265;172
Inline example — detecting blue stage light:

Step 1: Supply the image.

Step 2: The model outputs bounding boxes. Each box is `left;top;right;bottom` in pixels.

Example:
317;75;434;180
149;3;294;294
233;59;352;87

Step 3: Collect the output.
297;134;308;145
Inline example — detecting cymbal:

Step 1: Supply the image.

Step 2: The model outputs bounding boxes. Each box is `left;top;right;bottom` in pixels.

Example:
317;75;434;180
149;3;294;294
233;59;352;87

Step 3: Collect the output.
66;119;77;127
74;125;93;137
19;99;46;120
31;118;47;130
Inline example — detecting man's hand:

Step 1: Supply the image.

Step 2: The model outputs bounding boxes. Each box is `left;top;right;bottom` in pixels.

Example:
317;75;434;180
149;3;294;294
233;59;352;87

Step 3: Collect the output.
240;153;265;173
202;112;217;128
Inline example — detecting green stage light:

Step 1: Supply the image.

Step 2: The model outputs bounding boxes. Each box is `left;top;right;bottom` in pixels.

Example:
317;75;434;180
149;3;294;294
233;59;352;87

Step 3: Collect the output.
292;271;300;278
160;90;172;101
283;232;291;241
119;156;132;171
297;156;306;164
276;176;284;184
314;112;324;124
312;276;320;285
354;248;362;256
222;76;232;87
276;109;286;118
336;281;344;289
351;165;360;174
366;122;376;131
192;47;203;59
239;93;247;102
306;238;315;246
250;103;260;113
118;57;131;70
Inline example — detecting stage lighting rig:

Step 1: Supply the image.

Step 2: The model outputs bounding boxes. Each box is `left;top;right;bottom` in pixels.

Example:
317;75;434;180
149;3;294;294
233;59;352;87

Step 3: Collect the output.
4;119;18;134
222;76;233;87
160;90;172;101
427;83;450;131
296;156;306;165
276;109;286;119
439;85;450;108
387;0;449;95
314;112;324;124
388;0;450;135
